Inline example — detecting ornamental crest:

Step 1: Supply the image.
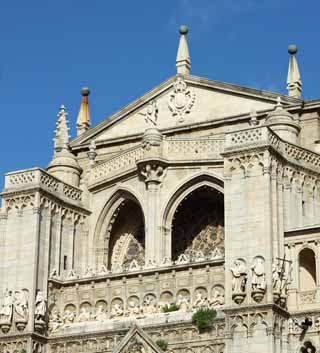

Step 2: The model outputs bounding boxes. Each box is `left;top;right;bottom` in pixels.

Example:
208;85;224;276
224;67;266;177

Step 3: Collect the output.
168;77;195;122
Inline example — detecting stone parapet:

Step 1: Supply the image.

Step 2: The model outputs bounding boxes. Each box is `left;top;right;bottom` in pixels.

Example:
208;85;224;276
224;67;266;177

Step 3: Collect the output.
2;168;83;206
224;126;320;174
89;137;224;188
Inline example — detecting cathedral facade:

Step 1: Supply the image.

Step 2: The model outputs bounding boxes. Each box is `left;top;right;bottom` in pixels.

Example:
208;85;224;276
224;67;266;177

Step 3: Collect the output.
0;27;319;353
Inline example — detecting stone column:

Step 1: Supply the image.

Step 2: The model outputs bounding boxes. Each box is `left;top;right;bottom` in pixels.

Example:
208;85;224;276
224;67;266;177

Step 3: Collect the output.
138;128;167;265
140;163;165;264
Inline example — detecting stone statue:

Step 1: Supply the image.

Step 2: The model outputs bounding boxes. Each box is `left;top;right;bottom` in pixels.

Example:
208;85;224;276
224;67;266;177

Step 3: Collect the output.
139;100;158;126
272;263;282;293
231;260;247;293
63;310;75;326
177;295;190;313
251;258;266;292
35;290;47;322
49;310;63;333
14;290;29;322
127;300;141;317
78;307;91;322
209;289;225;307
193;292;207;309
142;295;157;315
94;305;107;321
111;303;124;318
0;289;13;323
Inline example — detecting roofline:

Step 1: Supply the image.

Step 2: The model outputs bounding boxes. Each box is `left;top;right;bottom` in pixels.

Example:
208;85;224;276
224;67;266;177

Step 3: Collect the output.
70;73;303;148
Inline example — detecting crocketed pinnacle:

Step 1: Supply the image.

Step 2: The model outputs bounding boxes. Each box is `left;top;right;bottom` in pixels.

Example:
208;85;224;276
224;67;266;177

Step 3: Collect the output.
287;44;302;99
54;105;70;151
176;25;191;75
76;87;91;136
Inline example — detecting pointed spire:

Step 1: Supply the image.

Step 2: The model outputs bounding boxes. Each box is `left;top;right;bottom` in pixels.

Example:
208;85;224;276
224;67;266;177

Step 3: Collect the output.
287;44;302;99
47;104;82;187
176;25;191;75
54;105;70;151
77;87;91;136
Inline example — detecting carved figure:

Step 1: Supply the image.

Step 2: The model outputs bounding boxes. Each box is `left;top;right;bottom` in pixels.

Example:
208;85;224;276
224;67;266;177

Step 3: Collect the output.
0;290;13;323
63;310;75;326
177;295;190;313
209;290;225;307
78;307;91;322
94;305;107;321
231;260;247;293
193;292;207;309
142;295;157;315
139;100;158;126
14;290;28;322
35;291;47;322
111;303;124;318
49;310;63;333
127;300;141;317
272;263;282;293
251;258;266;292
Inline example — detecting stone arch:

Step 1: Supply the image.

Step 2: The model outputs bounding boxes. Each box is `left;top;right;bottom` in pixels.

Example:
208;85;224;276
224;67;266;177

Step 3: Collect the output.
93;187;146;269
162;172;224;260
299;247;317;292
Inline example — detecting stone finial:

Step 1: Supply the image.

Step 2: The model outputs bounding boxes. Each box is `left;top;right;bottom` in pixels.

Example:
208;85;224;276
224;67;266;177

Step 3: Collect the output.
176;25;191;75
76;87;91;136
287;44;302;99
54;105;70;151
47;105;82;187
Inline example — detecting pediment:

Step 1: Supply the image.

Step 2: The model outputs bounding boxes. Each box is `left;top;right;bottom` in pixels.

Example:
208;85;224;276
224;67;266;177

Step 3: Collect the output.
71;75;301;148
112;324;163;353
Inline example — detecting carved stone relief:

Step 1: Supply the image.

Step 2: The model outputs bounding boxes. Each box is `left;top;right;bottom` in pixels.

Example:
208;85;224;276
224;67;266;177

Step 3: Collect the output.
111;233;145;270
168;77;195;122
231;259;247;304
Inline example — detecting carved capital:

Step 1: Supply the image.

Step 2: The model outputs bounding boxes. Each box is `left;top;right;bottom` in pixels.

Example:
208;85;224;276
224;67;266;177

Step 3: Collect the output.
139;161;167;186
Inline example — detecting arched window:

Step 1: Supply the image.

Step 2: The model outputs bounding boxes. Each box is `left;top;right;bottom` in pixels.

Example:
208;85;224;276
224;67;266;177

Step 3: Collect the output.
171;185;224;260
299;248;317;292
107;199;145;269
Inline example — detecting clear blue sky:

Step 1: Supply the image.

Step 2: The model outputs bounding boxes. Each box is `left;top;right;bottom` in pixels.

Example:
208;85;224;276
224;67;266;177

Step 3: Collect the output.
0;0;319;187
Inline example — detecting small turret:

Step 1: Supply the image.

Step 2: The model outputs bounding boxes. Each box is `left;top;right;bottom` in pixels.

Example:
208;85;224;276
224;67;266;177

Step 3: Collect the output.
76;87;91;136
176;25;191;75
287;44;302;99
265;97;300;144
47;105;82;187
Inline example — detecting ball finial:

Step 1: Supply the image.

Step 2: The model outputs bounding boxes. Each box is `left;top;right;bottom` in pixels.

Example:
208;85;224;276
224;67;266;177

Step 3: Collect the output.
288;44;298;55
81;87;90;96
179;25;189;35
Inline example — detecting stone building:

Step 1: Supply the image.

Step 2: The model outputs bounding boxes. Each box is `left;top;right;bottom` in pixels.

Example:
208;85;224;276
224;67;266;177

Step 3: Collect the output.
0;26;319;353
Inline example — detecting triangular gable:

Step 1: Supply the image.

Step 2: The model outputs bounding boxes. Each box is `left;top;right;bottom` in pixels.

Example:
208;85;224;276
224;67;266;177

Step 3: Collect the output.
70;74;302;149
113;324;164;353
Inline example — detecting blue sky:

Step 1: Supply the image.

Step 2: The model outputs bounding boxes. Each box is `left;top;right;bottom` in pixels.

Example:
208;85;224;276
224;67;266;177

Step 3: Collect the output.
0;0;319;187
